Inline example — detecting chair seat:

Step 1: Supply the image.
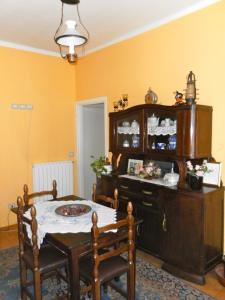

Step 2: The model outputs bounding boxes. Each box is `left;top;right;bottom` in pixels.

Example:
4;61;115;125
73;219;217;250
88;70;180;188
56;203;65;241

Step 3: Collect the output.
80;255;128;284
23;245;68;273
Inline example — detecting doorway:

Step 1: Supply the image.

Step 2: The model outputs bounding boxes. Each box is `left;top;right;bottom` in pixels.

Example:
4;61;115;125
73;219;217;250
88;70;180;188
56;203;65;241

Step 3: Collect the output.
76;97;108;199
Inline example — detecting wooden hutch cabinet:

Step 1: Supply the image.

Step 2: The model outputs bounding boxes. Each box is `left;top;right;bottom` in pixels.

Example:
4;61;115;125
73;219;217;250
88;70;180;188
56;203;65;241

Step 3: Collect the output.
105;103;224;285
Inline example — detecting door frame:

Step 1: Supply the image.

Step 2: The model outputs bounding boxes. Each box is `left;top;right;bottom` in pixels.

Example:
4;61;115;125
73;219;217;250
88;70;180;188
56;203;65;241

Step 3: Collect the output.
75;96;108;197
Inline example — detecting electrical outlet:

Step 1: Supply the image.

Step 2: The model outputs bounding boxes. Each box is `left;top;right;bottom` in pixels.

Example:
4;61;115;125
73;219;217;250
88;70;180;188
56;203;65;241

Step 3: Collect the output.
8;202;17;209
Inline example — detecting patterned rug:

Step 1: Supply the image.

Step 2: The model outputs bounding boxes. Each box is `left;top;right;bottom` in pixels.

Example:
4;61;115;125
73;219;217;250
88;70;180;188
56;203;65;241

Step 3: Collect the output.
0;247;215;300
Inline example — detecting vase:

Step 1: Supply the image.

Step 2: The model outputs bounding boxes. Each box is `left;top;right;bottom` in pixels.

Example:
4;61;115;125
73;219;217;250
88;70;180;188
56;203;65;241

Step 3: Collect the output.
188;175;203;190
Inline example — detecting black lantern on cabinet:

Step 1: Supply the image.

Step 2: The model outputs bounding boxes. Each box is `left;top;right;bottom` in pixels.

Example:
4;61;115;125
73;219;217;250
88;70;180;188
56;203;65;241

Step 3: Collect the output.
185;71;197;105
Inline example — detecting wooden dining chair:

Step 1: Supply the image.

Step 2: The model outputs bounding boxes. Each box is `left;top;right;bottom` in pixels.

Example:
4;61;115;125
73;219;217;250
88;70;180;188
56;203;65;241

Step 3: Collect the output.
23;180;57;206
79;202;135;300
17;196;69;300
92;183;119;210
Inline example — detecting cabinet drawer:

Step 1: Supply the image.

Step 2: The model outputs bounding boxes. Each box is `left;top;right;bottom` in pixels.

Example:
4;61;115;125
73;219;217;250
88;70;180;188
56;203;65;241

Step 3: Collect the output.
139;198;160;211
118;178;134;192
139;183;159;197
141;189;159;203
118;178;159;195
119;191;130;202
118;190;140;216
118;190;140;203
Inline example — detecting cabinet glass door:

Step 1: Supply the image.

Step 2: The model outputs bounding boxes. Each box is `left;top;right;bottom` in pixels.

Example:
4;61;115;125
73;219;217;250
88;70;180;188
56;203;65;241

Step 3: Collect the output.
145;110;177;154
115;111;142;152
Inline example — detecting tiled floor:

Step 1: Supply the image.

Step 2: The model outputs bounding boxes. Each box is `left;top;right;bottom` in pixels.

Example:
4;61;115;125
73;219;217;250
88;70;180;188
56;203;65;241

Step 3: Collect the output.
1;225;224;299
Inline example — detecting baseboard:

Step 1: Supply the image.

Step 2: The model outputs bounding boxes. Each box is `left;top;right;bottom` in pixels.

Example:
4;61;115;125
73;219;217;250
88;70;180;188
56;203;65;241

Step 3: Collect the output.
0;223;17;231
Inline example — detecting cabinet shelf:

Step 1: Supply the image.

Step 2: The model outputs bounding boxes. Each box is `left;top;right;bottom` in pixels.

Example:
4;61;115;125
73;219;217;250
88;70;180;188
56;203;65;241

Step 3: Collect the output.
148;125;176;136
118;127;140;135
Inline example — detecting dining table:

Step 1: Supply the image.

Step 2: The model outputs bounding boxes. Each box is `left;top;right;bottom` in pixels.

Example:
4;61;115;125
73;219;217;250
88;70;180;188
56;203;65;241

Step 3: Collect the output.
31;194;134;300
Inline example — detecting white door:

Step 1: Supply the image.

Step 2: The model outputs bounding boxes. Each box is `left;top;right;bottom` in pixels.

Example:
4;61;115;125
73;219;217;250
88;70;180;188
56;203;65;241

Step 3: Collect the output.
76;97;108;199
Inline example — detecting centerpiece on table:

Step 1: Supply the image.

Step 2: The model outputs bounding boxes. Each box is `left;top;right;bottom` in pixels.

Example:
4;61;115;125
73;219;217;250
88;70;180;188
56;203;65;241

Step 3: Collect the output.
186;160;210;190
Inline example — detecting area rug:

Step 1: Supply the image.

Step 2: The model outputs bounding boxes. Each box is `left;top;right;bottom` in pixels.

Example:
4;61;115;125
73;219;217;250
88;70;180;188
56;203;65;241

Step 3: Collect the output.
0;247;215;300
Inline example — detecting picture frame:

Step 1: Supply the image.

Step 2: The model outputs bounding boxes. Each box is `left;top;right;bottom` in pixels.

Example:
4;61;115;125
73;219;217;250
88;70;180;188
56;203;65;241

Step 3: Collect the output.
127;159;143;175
203;162;222;186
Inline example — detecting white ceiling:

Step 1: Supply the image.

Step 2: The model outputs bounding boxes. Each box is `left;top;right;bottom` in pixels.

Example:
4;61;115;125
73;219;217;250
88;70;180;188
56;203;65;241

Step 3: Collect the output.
0;0;220;57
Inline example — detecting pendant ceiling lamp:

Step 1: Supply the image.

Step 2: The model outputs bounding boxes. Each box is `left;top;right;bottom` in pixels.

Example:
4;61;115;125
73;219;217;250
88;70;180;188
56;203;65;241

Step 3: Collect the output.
54;0;89;64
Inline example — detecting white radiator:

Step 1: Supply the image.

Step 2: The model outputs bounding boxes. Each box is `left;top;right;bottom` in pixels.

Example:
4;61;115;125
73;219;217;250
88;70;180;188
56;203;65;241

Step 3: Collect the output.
32;161;74;201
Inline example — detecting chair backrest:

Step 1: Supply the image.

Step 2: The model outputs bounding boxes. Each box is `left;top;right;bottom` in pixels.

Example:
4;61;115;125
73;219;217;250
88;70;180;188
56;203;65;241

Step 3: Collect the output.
92;183;118;210
17;196;39;268
91;201;134;277
23;180;57;206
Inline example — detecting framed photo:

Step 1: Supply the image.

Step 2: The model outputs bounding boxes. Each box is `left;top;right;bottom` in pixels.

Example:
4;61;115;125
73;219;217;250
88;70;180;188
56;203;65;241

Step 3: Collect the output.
203;162;222;186
127;159;143;175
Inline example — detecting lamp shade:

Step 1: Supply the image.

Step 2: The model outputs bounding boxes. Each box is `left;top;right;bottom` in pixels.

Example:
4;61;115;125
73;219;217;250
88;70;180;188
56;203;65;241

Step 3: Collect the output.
55;20;87;47
54;0;89;63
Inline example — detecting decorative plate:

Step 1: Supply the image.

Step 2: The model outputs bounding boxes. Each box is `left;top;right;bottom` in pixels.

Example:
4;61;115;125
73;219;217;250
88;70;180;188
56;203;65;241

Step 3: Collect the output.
55;204;91;217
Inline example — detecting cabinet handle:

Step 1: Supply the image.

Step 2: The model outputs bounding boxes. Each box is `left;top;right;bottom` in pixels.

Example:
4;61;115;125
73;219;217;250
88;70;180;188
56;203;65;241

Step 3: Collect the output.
120;185;129;189
142;201;153;207
120;195;129;200
142;190;153;195
162;213;167;232
136;224;141;236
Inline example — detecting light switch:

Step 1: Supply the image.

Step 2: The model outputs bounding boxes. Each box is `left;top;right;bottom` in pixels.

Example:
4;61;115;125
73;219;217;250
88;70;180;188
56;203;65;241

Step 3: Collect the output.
11;103;33;110
68;151;75;157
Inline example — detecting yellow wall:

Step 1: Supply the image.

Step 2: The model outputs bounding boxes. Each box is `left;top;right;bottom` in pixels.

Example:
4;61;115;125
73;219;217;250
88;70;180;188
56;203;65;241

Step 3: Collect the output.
0;47;76;227
75;1;225;251
76;0;225;179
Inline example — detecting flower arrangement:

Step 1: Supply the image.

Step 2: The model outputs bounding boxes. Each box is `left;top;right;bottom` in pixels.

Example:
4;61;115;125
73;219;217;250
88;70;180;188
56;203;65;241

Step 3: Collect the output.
186;160;209;177
138;161;162;179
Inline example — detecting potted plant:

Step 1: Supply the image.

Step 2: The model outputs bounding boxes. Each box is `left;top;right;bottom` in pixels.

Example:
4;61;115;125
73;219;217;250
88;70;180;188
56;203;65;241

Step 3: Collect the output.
186;160;210;190
90;155;108;178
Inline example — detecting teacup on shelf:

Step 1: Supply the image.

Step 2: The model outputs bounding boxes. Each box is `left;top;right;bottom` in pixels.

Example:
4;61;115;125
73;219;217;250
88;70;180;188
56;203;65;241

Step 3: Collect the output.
156;142;166;150
165;118;170;127
161;120;166;127
122;121;130;127
123;140;130;147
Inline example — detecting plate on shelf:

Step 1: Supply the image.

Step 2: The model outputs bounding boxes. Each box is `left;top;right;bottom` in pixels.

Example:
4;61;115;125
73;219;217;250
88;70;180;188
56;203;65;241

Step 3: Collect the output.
55;204;91;217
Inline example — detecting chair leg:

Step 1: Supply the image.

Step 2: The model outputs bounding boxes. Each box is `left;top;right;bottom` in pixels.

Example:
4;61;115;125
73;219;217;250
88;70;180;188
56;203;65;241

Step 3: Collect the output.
93;279;101;300
19;259;28;300
33;270;42;300
127;265;135;300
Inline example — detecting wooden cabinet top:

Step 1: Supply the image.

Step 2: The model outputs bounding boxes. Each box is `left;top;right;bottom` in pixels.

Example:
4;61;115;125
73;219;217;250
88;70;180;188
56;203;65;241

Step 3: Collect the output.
109;103;212;116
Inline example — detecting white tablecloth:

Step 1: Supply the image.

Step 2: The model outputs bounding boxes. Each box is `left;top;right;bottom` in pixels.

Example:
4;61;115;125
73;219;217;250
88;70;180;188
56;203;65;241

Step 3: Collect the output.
24;200;117;248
